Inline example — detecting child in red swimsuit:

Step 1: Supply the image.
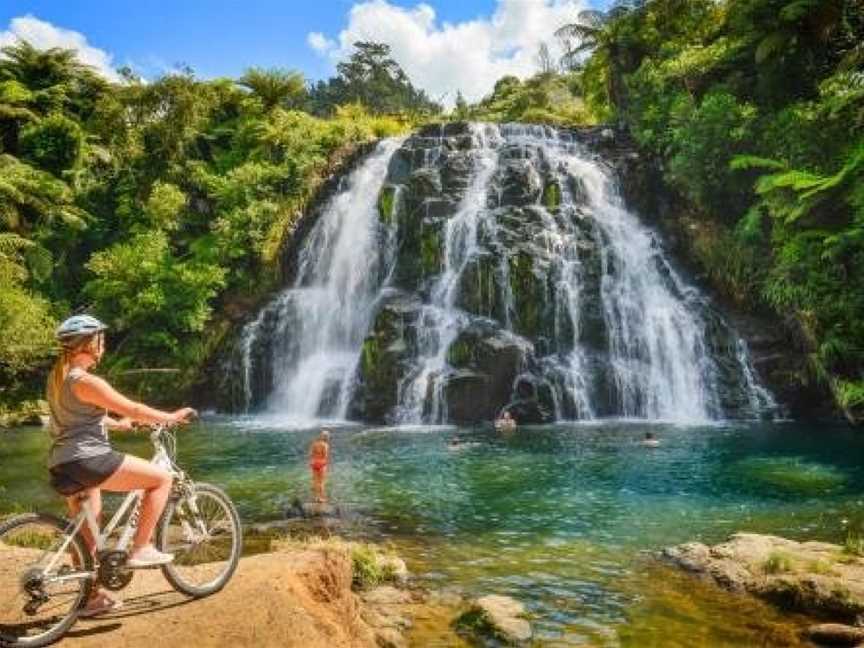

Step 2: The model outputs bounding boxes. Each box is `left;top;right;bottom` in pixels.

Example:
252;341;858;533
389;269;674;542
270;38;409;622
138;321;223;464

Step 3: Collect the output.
309;430;330;503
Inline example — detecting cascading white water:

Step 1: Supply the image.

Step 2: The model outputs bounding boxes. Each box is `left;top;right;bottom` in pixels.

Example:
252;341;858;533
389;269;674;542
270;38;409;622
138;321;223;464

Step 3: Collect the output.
395;124;763;424
569;156;720;421
235;123;774;424
395;125;503;423
237;139;402;422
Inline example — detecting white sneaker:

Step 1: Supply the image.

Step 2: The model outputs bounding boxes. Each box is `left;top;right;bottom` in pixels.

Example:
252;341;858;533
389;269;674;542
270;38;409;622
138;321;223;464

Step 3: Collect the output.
127;545;174;568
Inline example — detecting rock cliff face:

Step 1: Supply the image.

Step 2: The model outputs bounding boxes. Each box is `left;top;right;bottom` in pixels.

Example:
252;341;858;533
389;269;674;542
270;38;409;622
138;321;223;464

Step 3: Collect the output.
226;122;778;424
348;123;773;424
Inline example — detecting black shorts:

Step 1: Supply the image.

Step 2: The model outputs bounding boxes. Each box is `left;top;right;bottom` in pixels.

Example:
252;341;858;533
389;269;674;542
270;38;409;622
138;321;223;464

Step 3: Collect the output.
49;451;125;496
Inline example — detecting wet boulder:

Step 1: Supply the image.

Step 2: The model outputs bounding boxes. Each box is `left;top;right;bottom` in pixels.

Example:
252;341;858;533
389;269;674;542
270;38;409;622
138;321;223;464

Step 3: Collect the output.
444;370;492;424
500;158;542;206
441;150;476;197
406;167;442;204
350;292;422;422
445;322;531;421
455;253;506;323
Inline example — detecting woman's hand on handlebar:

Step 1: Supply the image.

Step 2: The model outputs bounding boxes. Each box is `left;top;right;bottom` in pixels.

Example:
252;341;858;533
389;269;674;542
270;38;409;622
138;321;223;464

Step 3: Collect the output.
169;407;198;425
114;416;135;431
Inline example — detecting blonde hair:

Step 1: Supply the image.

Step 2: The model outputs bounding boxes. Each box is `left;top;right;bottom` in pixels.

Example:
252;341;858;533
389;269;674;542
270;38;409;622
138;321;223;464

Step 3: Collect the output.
46;334;100;419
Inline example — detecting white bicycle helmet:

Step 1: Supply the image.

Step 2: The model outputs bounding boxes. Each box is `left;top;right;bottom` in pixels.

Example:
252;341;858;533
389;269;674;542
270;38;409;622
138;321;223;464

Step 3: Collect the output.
56;314;107;341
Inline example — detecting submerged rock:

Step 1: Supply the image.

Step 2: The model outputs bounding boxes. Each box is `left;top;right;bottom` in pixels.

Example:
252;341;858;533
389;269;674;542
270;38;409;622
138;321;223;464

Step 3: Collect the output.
805;623;864;646
664;533;864;622
455;594;532;645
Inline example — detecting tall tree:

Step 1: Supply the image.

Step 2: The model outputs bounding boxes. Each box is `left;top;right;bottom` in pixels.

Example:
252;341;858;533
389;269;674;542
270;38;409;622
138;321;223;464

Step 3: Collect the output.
237;67;306;111
555;8;633;118
308;41;440;116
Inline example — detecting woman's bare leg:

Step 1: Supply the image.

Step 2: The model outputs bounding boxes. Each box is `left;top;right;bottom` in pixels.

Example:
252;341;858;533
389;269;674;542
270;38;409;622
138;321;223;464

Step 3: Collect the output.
312;469;327;503
66;488;101;558
66;489;119;606
98;455;172;549
312;470;322;502
320;469;327;503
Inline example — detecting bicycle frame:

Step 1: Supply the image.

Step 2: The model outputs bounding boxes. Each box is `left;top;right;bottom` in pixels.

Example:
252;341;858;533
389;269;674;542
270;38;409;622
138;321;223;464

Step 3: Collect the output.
40;427;182;582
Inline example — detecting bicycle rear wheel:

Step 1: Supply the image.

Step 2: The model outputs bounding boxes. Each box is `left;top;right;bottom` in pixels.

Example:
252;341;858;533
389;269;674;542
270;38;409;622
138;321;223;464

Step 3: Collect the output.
157;483;242;598
0;513;92;648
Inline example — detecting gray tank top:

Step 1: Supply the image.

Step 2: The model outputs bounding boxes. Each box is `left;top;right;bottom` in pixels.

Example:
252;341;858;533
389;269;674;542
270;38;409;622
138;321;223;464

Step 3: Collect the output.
48;367;111;468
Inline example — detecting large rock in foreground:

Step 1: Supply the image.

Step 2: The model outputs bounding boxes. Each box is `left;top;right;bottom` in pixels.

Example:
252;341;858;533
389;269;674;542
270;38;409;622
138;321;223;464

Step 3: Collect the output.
663;533;864;622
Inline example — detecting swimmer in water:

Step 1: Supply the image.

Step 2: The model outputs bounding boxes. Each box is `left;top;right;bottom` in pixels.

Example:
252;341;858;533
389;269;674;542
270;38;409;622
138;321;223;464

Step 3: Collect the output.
642;432;660;447
494;410;517;432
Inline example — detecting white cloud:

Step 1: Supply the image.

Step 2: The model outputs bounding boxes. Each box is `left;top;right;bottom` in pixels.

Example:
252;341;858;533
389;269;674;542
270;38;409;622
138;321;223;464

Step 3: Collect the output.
307;31;336;54
306;0;585;107
0;15;120;82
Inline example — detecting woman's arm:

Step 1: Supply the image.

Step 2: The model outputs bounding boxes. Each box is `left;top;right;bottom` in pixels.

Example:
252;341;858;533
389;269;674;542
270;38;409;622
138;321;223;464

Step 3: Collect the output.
103;415;134;431
73;374;193;425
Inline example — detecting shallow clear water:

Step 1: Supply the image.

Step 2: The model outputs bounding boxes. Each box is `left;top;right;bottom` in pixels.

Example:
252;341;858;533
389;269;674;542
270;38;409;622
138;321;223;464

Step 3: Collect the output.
2;419;862;646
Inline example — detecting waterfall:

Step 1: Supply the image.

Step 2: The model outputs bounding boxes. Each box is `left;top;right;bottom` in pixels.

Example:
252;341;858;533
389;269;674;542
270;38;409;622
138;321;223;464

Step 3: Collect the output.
395;124;502;423
568;155;722;421
236;139;402;423
233;123;775;425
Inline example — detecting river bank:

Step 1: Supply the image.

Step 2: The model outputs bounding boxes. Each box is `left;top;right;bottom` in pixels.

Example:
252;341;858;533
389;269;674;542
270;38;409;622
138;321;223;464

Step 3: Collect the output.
43;536;465;648
50;530;864;648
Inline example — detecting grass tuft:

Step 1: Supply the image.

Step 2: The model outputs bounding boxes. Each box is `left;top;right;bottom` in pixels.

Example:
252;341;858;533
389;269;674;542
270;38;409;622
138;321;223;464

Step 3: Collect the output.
762;551;793;574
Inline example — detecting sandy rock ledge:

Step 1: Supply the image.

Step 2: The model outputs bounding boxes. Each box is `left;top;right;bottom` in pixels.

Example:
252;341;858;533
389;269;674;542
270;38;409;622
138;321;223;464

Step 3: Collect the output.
663;533;864;628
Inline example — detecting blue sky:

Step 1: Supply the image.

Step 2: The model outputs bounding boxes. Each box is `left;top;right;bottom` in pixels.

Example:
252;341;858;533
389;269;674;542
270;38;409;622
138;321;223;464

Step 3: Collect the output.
0;1;605;104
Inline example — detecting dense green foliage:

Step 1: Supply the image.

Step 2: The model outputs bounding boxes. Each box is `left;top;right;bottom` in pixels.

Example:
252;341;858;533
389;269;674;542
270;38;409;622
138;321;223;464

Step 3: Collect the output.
463;72;591;126
0;40;418;412
563;0;864;418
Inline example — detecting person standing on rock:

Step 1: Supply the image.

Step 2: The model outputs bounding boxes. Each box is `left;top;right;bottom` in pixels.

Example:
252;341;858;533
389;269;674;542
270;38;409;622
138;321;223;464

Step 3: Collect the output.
309;429;330;503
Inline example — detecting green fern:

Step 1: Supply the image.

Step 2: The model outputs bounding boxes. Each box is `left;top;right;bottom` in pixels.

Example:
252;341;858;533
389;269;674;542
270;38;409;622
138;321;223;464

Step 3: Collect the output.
729;155;787;171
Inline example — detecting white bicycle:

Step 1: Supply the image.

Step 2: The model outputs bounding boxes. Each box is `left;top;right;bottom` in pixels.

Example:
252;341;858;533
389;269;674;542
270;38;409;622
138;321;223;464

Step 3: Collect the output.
0;424;242;647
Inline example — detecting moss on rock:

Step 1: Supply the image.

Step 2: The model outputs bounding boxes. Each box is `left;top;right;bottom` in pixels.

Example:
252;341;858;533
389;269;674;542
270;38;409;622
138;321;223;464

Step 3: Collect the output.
542;180;562;211
377;185;398;225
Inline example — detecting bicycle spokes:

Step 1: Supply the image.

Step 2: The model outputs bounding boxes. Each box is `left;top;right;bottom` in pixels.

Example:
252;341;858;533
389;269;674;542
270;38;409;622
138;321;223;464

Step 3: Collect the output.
0;516;90;645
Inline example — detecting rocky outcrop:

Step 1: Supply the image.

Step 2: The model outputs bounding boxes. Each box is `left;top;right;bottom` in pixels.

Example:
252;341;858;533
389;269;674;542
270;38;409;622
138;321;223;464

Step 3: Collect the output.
57;544;381;648
664;533;864;622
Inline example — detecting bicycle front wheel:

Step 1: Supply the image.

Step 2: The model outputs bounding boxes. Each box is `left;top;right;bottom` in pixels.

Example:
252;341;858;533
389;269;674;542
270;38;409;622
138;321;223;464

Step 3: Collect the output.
0;512;92;648
157;483;242;598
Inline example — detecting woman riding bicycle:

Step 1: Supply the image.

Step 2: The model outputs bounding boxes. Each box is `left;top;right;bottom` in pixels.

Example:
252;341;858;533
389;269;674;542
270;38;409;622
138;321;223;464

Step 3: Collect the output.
46;314;195;615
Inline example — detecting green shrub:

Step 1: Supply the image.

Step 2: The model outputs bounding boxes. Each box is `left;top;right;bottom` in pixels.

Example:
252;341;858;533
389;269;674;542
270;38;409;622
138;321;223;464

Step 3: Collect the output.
19;113;84;176
350;542;400;590
667;91;758;217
